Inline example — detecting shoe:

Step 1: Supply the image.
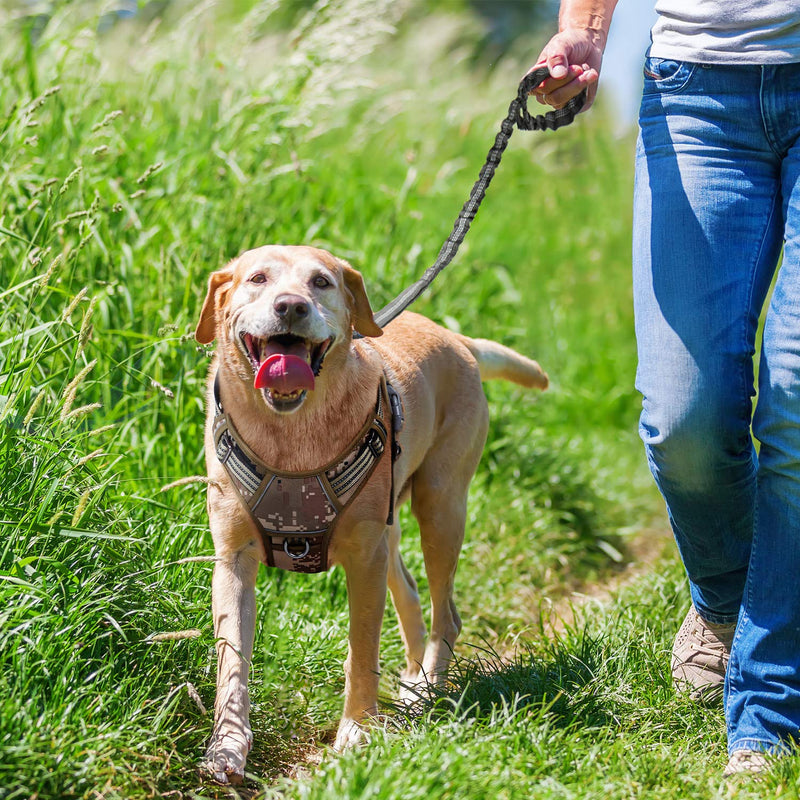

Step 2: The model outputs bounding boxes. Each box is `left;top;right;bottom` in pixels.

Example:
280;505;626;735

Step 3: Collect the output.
671;606;736;703
723;749;769;776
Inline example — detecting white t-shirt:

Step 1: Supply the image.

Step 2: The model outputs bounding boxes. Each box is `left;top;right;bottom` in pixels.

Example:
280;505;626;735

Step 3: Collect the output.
650;1;800;63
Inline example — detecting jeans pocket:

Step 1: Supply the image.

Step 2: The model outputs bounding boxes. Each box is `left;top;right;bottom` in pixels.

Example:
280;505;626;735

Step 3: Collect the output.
642;56;697;95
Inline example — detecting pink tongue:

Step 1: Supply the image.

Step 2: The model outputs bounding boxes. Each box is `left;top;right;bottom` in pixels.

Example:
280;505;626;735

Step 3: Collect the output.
254;354;315;394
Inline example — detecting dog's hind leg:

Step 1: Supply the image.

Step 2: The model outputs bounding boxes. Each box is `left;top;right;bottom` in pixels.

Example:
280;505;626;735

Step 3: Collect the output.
386;520;427;697
205;536;260;785
412;481;469;685
409;369;488;684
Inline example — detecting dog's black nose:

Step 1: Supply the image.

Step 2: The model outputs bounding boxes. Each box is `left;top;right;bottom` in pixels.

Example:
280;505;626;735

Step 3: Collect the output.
273;294;309;323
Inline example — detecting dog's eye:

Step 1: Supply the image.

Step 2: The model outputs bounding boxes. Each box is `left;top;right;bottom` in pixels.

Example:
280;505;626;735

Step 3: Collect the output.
312;275;331;288
249;272;267;284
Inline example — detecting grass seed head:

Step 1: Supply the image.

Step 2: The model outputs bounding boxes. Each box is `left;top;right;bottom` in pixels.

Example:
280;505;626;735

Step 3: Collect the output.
28;246;50;267
76;449;105;466
91;109;123;132
136;161;163;184
59;165;83;195
161;475;222;492
78;296;98;352
147;629;202;642
63;402;102;423
0;393;17;425
23;391;47;427
87;423;117;438
41;252;65;289
60;358;97;421
185;683;208;715
23;85;61;117
70;487;92;526
62;286;89;320
150;379;174;399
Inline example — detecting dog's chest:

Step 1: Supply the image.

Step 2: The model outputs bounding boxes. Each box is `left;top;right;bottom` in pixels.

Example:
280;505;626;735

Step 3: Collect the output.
212;376;395;573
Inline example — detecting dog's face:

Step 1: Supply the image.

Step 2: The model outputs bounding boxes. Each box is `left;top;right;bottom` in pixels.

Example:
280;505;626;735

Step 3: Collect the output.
196;245;382;414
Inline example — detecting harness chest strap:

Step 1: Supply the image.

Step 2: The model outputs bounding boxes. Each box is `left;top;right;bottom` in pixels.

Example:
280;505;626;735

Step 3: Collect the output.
212;373;401;573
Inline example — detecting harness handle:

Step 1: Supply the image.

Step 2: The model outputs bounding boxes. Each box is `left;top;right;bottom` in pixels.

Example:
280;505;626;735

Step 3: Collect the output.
361;67;586;334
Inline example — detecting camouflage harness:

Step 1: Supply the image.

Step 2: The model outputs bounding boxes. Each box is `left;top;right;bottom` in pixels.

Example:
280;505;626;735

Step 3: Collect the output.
212;373;403;573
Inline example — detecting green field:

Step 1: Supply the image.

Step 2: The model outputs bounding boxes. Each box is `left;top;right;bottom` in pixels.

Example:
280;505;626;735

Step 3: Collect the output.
1;2;796;798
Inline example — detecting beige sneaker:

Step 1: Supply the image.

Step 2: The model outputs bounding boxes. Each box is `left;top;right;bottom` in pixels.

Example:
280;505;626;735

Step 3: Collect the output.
723;749;770;776
671;606;736;703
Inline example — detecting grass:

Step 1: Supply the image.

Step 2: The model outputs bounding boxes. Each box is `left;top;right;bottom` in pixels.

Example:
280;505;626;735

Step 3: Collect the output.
1;1;797;797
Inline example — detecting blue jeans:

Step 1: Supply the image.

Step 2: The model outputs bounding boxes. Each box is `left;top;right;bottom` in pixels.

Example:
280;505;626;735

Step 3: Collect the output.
634;57;800;755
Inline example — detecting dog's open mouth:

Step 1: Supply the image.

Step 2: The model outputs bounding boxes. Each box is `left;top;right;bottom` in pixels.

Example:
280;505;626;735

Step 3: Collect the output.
240;332;332;409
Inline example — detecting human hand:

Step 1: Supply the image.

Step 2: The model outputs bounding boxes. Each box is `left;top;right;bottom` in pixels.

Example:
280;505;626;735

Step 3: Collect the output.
526;27;604;111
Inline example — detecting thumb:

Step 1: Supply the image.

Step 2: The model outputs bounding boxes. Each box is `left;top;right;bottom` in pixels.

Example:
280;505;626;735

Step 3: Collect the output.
547;54;568;80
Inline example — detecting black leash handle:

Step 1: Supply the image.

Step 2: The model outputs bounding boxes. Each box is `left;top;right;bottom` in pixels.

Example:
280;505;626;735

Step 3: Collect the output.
363;67;586;333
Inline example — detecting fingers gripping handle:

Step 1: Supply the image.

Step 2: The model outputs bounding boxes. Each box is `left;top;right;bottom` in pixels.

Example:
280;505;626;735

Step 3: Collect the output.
514;66;587;131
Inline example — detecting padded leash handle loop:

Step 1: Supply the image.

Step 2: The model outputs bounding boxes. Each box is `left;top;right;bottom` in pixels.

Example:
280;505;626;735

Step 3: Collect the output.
513;66;587;131
362;69;586;334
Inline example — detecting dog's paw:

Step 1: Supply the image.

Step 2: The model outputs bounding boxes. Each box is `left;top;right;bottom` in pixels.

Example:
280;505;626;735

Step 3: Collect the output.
398;679;428;707
333;717;371;752
204;729;252;785
398;667;436;707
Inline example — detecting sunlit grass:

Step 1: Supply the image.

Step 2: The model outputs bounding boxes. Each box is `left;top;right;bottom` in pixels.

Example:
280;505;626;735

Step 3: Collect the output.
4;2;790;798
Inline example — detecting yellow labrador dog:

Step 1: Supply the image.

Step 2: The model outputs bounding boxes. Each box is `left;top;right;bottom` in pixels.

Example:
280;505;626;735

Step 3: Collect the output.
195;245;547;784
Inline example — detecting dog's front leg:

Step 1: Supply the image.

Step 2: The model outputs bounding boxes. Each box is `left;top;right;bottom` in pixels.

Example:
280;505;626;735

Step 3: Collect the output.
334;525;389;751
205;538;260;785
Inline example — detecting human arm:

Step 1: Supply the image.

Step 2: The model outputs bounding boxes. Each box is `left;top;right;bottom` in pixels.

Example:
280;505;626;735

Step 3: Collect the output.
527;0;619;111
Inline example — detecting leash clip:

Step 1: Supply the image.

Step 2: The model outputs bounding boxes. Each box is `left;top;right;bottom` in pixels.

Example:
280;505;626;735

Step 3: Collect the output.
387;383;404;433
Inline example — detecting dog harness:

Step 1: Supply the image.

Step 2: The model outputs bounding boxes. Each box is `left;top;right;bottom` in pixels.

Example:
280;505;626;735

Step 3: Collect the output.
212;373;402;573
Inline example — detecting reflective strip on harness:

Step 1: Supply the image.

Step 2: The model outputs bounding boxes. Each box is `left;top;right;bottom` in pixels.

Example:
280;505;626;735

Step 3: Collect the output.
329;425;386;499
212;373;396;574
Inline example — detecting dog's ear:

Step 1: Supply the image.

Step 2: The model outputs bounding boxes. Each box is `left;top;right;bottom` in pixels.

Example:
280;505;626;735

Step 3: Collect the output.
195;267;234;344
342;264;383;338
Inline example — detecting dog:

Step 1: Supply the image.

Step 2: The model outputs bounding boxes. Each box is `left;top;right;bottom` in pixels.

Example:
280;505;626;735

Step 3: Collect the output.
195;245;548;784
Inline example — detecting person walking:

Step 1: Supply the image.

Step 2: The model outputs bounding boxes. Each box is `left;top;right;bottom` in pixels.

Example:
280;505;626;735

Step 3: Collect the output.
529;0;800;776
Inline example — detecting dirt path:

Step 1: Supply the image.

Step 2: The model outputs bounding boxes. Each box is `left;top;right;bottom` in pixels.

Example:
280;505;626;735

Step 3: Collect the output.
535;523;675;640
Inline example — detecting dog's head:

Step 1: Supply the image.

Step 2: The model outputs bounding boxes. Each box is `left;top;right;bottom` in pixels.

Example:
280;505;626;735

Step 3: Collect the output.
196;245;382;414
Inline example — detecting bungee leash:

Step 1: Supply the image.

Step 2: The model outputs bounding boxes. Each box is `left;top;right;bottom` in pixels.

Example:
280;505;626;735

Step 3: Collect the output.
362;66;586;333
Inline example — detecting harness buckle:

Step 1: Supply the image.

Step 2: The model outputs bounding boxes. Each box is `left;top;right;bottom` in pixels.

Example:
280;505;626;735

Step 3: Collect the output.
387;383;404;433
215;430;232;464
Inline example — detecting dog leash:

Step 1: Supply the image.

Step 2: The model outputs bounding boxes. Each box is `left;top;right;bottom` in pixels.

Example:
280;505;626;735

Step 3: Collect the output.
358;67;586;334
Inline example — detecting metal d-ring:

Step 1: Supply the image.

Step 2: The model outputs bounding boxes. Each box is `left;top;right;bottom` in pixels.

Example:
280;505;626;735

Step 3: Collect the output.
284;537;311;560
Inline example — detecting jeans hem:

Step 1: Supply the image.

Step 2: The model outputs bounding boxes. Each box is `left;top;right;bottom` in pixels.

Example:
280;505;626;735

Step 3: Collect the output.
693;604;738;627
728;738;788;756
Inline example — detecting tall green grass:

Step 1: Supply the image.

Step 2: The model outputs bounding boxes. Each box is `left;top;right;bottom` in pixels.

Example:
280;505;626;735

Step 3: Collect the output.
3;2;786;798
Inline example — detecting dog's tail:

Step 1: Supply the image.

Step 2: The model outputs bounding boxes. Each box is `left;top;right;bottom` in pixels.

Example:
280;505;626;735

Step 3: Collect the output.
460;336;549;390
